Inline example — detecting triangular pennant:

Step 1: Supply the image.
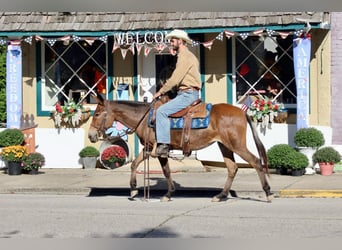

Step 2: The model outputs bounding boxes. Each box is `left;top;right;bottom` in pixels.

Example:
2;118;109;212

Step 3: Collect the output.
120;48;128;60
240;33;249;40
216;32;224;41
266;29;275;36
112;40;120;53
47;39;57;46
155;43;166;53
277;31;290;39
99;35;108;43
201;39;214;50
60;35;70;41
224;30;235;39
253;28;264;36
294;29;304;37
135;43;143;55
24;36;33;45
85;38;95;46
128;43;135;55
0;39;7;46
144;46;152;57
34;35;44;41
72;35;81;42
9;40;21;46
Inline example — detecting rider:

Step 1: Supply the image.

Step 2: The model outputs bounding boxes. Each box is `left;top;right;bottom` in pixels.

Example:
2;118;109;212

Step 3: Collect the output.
153;29;202;158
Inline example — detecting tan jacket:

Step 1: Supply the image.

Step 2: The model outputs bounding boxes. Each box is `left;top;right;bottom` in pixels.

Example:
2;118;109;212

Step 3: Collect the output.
159;47;202;94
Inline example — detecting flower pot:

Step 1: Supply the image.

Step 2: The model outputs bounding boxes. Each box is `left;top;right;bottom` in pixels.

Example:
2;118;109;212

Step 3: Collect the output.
28;168;39;175
82;157;97;169
276;167;288;175
291;169;305;176
7;161;22;175
319;162;334;176
297;147;317;168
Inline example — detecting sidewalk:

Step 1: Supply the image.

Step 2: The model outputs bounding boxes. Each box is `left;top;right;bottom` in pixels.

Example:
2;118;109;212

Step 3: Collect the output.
0;158;341;198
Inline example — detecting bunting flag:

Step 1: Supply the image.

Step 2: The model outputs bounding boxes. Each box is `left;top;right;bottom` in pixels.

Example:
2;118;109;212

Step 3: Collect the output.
240;33;249;40
266;29;275;36
128;43;135;55
47;38;57;46
112;40;120;53
120;48;128;60
216;32;224;41
85;38;96;46
155;43;166;53
34;35;44;41
24;36;33;45
144;45;152;57
202;39;214;50
278;31;290;39
253;28;264;36
135;43;143;55
0;27;309;54
224;30;235;39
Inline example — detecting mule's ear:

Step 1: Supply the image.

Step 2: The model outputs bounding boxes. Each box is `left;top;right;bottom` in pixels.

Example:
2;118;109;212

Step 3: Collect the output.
91;93;105;105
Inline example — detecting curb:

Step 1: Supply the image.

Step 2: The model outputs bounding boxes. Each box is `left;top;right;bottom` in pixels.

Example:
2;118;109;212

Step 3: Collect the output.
279;189;342;198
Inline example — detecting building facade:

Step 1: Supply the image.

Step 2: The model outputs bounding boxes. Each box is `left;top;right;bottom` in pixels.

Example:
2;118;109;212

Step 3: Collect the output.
0;12;335;167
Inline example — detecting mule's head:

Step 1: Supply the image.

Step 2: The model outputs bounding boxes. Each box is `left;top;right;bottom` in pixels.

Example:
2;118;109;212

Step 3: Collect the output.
88;95;115;143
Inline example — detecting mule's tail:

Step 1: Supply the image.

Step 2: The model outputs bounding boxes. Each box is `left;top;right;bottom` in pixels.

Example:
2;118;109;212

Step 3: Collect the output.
246;114;269;175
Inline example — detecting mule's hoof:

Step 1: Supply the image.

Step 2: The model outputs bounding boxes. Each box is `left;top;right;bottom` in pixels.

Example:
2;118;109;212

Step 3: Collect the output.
211;196;222;202
130;189;138;199
266;194;274;203
160;196;171;202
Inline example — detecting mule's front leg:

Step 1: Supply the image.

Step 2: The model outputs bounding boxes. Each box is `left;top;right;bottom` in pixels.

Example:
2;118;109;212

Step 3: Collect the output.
158;157;175;202
130;150;145;199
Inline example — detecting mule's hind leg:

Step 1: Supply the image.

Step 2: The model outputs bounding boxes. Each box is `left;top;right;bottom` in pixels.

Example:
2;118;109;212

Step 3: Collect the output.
212;143;238;202
236;150;273;202
158;157;175;202
129;150;146;199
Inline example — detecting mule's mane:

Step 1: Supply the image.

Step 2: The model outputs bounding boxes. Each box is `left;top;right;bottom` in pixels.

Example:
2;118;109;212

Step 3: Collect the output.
109;100;151;108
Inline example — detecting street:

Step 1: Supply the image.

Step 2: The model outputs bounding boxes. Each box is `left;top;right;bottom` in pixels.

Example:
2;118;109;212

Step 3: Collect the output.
1;194;342;239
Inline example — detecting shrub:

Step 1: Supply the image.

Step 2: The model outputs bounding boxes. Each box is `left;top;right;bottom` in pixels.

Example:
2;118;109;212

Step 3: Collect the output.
294;127;325;148
312;147;341;164
0;128;25;147
22;152;45;170
79;146;100;158
287;151;309;170
267;144;296;169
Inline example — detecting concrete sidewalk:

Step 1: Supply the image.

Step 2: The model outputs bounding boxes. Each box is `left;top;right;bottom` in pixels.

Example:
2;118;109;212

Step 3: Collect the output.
0;158;341;199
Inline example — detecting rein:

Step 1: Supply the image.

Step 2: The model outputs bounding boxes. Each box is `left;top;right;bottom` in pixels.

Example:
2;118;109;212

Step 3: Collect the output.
99;99;156;142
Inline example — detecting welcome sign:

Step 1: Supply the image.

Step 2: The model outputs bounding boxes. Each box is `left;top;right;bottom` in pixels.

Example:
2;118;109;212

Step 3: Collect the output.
293;36;311;129
6;43;22;128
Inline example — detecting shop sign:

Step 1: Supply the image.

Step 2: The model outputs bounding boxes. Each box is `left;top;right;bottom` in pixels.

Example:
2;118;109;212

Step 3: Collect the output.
6;44;22;129
293;37;311;129
114;31;169;45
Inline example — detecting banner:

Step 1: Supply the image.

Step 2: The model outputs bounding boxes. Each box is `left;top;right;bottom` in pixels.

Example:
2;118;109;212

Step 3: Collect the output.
293;36;311;129
6;44;22;128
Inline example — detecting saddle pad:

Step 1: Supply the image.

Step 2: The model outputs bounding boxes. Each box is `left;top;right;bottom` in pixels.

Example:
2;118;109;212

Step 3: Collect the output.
148;103;212;129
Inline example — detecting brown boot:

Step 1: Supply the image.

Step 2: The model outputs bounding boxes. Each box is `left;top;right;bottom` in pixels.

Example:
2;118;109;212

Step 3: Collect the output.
155;144;169;158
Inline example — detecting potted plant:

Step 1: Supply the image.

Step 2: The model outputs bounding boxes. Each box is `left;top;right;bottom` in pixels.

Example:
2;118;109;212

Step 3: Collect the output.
294;127;325;172
0;145;28;175
287;151;309;176
267;144;296;175
100;145;127;169
0;128;25;147
312;146;341;176
22;152;45;175
79;146;100;169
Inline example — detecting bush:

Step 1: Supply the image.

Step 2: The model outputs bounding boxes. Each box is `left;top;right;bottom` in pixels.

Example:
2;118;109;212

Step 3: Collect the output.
312;146;341;164
0;128;25;147
22;152;45;170
79;146;100;158
294;127;325;148
267;144;296;169
287;151;309;169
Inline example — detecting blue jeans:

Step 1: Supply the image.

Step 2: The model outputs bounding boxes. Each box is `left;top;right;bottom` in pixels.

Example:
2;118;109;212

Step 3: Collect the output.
155;89;200;144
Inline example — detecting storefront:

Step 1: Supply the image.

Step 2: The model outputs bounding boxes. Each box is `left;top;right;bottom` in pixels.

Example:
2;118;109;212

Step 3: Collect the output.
0;12;333;167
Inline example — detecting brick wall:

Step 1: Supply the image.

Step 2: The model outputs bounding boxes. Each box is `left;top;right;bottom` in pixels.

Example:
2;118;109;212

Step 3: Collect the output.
331;12;342;144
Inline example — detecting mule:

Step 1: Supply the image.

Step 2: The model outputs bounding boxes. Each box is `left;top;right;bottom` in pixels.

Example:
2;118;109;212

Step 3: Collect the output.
88;95;273;202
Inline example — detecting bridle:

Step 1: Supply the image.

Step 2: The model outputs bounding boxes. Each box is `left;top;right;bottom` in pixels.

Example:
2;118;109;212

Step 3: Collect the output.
92;99;157;141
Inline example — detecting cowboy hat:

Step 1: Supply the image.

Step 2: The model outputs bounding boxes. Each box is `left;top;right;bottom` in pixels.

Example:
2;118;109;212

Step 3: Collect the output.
165;29;192;44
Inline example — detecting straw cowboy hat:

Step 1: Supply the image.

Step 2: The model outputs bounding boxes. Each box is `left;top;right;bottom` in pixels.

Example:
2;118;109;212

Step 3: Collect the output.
165;29;192;44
